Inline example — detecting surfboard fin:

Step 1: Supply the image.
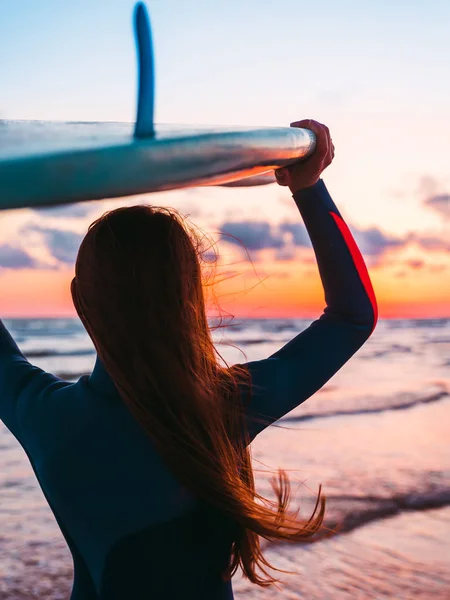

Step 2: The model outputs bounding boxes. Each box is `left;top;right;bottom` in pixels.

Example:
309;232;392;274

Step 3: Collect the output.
133;3;155;139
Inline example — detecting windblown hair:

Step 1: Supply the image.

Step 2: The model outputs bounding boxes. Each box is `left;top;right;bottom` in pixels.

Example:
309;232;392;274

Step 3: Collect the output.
71;204;325;587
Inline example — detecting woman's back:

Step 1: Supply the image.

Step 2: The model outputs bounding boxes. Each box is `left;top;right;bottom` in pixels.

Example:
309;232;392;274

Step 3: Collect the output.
17;357;236;599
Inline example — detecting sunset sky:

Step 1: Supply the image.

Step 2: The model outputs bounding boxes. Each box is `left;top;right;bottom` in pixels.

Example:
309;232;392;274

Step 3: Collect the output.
0;0;449;318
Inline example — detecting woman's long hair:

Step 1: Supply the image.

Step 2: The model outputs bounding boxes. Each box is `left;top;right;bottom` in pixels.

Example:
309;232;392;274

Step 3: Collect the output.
71;204;325;587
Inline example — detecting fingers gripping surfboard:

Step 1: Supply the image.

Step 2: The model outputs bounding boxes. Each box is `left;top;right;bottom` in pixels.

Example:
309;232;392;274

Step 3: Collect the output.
0;3;316;211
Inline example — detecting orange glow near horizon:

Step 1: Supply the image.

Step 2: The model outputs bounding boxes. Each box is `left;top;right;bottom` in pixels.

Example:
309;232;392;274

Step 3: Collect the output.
0;256;449;320
0;268;75;318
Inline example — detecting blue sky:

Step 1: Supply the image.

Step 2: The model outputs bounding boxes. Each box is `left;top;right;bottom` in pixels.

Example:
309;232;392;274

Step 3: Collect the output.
1;0;449;125
1;0;449;231
0;0;449;317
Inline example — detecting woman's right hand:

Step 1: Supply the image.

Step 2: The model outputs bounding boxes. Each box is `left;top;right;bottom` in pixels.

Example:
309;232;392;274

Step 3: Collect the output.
275;119;335;194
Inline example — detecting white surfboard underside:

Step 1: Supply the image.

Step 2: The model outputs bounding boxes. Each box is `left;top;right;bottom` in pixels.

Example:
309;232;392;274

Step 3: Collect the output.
0;121;315;211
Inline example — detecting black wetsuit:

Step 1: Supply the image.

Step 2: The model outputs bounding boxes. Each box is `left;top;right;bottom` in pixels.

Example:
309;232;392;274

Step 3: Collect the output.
0;179;377;599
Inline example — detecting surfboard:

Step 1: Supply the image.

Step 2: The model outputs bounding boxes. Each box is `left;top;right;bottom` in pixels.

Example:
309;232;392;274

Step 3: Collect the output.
0;3;315;212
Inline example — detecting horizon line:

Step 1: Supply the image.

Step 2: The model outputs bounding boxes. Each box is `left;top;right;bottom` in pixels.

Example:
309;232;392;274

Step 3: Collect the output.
1;315;449;322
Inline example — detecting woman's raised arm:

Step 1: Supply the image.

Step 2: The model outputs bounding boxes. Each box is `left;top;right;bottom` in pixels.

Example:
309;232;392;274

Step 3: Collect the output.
238;120;378;443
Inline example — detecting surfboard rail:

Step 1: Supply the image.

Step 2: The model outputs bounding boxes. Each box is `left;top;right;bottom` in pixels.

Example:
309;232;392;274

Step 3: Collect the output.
0;122;315;210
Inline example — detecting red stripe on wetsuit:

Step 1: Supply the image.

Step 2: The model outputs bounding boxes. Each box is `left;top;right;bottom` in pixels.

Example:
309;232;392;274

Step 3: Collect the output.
329;211;378;334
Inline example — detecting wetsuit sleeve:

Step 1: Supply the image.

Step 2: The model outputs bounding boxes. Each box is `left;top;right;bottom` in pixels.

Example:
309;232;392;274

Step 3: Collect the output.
0;320;61;443
239;178;378;443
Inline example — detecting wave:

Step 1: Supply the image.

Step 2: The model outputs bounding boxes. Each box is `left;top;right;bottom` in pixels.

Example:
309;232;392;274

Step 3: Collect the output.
425;337;450;344
385;318;450;328
329;490;450;533
3;319;83;337
282;382;449;423
219;338;271;346
361;343;414;358
24;348;95;358
265;488;450;548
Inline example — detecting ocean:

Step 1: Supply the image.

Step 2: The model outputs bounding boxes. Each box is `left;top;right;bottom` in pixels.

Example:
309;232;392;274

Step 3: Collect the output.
0;317;449;599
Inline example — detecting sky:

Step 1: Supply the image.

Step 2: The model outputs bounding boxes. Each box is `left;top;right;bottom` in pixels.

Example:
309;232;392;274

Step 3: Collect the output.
0;0;449;318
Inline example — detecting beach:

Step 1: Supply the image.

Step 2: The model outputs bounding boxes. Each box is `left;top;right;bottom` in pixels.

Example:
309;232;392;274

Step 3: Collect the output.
0;317;449;598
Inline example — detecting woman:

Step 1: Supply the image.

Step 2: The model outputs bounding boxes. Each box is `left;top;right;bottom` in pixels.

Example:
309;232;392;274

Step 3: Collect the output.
0;120;377;599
